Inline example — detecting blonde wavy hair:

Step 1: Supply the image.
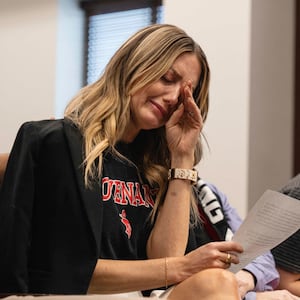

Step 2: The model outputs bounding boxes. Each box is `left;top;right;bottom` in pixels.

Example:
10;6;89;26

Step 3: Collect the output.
65;24;210;223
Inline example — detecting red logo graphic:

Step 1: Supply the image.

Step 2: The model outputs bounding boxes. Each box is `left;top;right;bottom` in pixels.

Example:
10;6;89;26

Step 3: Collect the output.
119;209;132;239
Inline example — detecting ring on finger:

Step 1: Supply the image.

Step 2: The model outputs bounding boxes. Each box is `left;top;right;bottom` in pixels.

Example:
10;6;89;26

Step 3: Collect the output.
225;253;232;264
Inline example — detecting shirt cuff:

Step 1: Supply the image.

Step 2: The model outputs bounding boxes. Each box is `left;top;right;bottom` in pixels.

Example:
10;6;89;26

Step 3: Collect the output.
244;291;256;300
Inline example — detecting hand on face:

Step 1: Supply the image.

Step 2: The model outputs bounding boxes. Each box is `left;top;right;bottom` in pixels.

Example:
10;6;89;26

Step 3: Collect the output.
165;81;203;159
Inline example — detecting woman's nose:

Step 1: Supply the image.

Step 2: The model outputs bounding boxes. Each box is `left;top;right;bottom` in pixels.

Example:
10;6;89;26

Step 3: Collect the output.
164;85;181;105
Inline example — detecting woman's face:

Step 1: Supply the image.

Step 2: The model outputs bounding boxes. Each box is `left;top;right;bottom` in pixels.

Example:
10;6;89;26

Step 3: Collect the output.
128;52;201;138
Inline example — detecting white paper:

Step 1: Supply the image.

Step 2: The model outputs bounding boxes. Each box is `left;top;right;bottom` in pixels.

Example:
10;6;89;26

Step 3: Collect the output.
229;189;300;273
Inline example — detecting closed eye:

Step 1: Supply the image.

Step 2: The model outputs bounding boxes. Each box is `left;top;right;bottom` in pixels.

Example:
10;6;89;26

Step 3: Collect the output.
161;75;174;84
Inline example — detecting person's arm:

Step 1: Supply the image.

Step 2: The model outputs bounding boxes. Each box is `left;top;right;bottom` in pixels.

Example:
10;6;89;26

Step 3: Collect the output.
88;240;243;294
88;258;175;293
147;83;203;258
0;153;9;186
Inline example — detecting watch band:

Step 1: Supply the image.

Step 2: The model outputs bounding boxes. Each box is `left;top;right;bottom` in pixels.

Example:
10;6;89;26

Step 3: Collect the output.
168;168;198;185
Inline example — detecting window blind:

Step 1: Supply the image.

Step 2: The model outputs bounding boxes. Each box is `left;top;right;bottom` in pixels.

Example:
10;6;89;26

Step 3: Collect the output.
84;3;164;84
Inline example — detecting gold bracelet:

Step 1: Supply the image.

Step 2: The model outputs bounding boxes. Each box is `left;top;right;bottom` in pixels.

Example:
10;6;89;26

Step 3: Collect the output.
165;257;168;289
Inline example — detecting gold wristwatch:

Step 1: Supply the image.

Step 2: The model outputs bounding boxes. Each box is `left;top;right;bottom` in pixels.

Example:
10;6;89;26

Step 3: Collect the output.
168;168;198;185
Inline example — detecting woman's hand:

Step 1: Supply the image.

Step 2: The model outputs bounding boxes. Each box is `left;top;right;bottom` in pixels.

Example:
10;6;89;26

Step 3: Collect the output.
165;81;203;162
235;269;256;299
183;241;243;275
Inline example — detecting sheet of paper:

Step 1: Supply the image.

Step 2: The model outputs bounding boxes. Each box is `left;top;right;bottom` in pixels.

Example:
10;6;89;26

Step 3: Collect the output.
229;189;300;273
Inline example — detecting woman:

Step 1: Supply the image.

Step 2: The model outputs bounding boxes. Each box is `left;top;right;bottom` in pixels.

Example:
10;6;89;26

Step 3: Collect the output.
0;24;243;299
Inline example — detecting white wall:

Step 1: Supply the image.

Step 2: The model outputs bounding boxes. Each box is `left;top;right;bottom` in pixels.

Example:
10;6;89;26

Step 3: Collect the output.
248;0;295;209
0;0;57;152
55;0;84;117
0;0;295;218
0;0;84;152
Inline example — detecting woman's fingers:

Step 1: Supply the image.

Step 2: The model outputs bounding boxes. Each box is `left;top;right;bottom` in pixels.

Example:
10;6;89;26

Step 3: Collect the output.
204;241;243;268
216;240;244;253
182;82;201;120
221;252;240;267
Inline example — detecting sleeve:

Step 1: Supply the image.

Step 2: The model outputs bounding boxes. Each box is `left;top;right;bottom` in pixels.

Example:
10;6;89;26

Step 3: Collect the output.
208;183;280;292
244;291;257;300
0;122;40;293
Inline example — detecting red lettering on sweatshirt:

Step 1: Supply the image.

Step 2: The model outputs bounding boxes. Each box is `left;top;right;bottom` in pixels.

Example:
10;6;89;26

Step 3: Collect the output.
102;177;155;208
